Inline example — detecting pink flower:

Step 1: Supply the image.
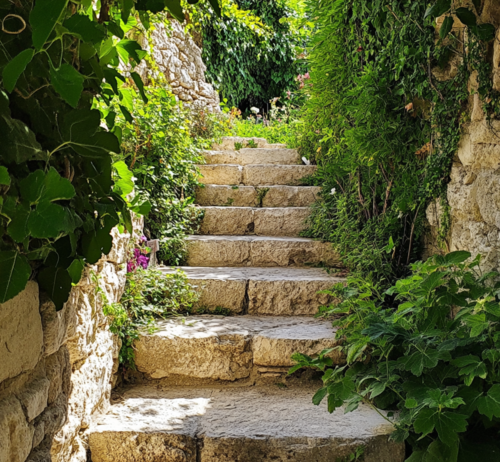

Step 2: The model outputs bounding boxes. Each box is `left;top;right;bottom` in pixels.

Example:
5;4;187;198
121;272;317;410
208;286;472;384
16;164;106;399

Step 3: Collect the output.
127;260;137;273
299;82;304;89
141;236;148;243
303;72;310;80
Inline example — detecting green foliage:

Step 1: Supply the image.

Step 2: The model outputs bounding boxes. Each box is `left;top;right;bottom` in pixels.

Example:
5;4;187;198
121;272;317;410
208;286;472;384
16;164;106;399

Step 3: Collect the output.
299;0;493;284
114;86;228;265
191;0;303;109
0;0;219;307
295;252;500;461
104;267;199;367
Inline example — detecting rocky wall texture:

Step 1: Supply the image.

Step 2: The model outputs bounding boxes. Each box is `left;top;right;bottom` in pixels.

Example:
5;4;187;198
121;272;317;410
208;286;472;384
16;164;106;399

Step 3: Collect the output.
427;1;500;269
0;221;140;462
139;19;219;111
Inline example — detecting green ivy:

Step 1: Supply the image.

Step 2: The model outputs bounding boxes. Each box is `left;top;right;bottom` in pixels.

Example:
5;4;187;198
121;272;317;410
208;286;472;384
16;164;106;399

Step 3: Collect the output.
0;0;220;308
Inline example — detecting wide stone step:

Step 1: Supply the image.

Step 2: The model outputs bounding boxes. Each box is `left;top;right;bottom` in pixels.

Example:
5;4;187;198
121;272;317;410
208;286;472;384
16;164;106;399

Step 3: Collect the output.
199;207;309;237
198;164;317;186
202;148;300;165
89;386;404;462
162;267;343;315
133;316;339;381
212;136;286;151
185;235;340;268
196;185;321;207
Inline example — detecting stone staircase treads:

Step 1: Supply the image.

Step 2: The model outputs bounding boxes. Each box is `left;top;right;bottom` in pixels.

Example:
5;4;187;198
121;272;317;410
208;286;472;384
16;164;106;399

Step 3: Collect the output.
89;386;405;462
198;164;316;186
133;316;339;381
212;136;286;151
199;207;310;236
196;185;321;207
161;267;343;315
202;148;301;165
185;235;341;268
242;164;317;186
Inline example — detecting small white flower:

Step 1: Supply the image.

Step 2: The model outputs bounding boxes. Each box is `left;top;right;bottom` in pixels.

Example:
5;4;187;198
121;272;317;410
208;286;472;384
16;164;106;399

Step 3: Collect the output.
330;188;336;195
302;157;311;165
250;107;260;114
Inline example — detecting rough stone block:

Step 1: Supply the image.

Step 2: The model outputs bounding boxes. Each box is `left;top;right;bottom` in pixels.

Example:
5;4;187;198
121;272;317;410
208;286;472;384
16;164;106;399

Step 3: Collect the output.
196;185;258;207
16;377;50;422
39;295;70;357
212;136;268;150
243;165;317;186
198;165;243;185
199;207;254;235
0;282;42;383
202;149;300;166
253;207;310;236
262;186;320;207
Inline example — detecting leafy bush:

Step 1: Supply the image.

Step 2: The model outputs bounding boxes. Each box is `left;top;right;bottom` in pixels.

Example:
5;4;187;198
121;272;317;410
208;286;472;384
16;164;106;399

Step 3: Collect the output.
0;0;220;308
294;251;500;461
191;0;303;109
104;267;199;367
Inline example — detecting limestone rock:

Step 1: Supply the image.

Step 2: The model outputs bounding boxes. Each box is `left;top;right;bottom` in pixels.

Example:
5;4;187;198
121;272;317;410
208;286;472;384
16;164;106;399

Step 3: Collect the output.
186;235;341;268
16;377;50;422
89;387;404;462
39;295;71;357
196;185;258;207
262;185;321;207
202;148;300;166
243;165;317;186
212;137;268;150
198;165;243;185
0;282;42;383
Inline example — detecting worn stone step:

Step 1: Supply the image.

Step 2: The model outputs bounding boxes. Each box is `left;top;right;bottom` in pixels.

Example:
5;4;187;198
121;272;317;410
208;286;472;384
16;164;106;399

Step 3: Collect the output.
202;148;301;165
212;136;286;151
196;185;321;207
132;316;339;381
198;164;317;186
89;386;404;462
199;207;310;237
185;235;341;268
162;267;343;315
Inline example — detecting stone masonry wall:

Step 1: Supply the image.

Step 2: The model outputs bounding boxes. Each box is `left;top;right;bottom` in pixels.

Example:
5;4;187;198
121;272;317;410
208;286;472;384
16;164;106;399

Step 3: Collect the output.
138;18;220;111
0;221;140;462
426;0;500;270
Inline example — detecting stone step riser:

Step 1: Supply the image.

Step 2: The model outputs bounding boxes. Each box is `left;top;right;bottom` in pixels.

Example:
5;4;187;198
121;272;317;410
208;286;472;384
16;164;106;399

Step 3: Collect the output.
199;207;310;237
212;136;286;151
89;388;405;462
162;267;342;316
196;185;321;207
202;148;301;166
198;165;317;186
186;236;340;268
133;316;339;382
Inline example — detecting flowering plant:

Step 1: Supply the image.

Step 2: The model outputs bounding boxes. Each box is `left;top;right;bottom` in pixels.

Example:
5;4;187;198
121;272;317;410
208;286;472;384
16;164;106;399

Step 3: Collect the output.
127;236;151;273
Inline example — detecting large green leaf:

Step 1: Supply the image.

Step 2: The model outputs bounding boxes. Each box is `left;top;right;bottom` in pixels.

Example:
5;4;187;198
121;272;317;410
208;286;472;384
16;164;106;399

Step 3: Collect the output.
71;131;121;158
43;167;76;202
80;226;114;264
477;385;500;420
20;170;45;203
30;0;69;50
473;24;496;42
439;16;454;40
63;14;106;43
116;40;146;65
120;0;135;22
131;72;148;103
207;0;221;17
3;49;35;93
38;266;73;311
6;205;30;243
50;64;85;108
0;251;31;303
0;166;10;185
28;202;67;238
424;0;451;19
113;161;134;197
455;8;477;27
165;0;184;21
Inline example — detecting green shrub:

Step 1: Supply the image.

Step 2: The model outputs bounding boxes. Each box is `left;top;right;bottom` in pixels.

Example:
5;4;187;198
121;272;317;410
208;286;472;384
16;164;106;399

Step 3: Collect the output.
293;251;500;460
104;267;199;368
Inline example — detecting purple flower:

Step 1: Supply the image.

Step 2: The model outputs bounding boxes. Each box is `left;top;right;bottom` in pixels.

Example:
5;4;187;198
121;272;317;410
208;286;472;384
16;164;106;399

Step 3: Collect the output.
134;248;141;258
141;236;148;243
137;255;149;269
127;260;137;273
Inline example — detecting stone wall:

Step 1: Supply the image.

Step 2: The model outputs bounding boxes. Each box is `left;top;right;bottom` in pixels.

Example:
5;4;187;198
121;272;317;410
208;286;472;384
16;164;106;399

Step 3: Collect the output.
0;222;139;462
427;0;500;269
139;19;220;111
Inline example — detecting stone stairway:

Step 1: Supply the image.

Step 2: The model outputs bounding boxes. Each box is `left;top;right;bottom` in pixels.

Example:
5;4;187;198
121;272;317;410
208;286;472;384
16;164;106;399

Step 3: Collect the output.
88;137;404;462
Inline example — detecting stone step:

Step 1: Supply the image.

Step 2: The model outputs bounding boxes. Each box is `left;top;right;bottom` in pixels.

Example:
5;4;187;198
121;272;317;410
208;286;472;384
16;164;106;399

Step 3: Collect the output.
212;136;286;151
196;185;321;207
198;164;317;186
202;148;301;165
199;207;310;237
185;235;340;268
89;386;404;462
161;267;343;315
133;315;340;381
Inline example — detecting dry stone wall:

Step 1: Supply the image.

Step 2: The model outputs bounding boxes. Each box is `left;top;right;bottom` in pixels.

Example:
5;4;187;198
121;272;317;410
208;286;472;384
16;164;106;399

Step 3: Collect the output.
427;1;500;270
0;221;140;462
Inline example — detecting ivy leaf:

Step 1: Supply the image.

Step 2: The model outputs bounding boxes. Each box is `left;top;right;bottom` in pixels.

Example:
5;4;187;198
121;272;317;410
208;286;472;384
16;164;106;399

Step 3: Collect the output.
455;8;477;27
63;14;106;44
6;205;30;243
38;266;73;311
0;166;10;185
464;313;488;337
165;0;184;22
113;161;134;197
424;0;451;19
131;72;148;103
444;251;471;265
472;24;496;42
440;16;454;39
120;0;135;22
20;170;45;203
30;0;68;50
28;202;67;238
414;409;467;446
67;258;85;285
116;40;146;65
398;349;450;377
80;226;114;264
50;64;85;108
207;0;221;17
43;167;76;202
3;49;35;93
477;385;500;420
0;251;31;303
312;387;328;405
107;21;125;39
